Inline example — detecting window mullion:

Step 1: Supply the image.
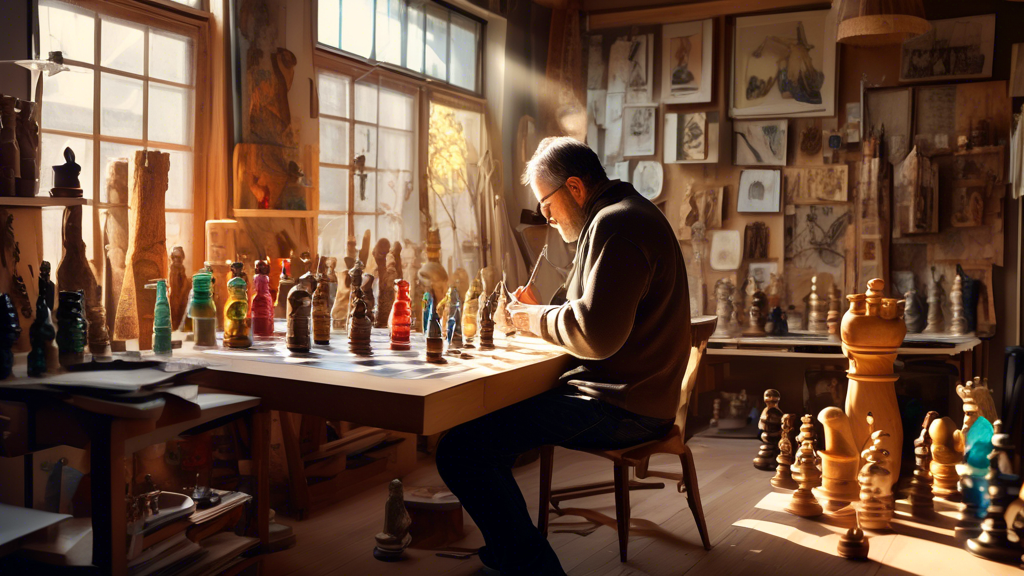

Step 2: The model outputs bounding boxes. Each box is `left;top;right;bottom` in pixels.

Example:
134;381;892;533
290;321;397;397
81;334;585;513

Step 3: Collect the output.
348;76;356;235
445;11;451;85
92;12;103;271
142;28;150;146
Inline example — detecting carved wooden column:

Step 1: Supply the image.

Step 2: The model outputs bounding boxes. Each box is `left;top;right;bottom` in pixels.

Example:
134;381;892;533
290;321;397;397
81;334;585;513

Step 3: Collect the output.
103;158;129;334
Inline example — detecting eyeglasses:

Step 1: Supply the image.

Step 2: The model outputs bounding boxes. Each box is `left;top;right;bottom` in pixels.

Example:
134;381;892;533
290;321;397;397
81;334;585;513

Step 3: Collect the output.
536;180;568;222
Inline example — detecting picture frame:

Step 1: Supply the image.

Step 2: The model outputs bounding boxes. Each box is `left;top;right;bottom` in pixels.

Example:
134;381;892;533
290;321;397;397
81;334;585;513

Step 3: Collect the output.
709;230;742;271
783;165;849;204
737;169;781;213
665;111;720;164
733;119;788;166
622;104;657;157
730;9;837;118
661;19;714;104
900;15;995;83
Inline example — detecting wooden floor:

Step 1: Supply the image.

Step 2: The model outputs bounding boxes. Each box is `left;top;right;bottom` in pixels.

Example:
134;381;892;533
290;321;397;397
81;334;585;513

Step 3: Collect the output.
264;437;1017;576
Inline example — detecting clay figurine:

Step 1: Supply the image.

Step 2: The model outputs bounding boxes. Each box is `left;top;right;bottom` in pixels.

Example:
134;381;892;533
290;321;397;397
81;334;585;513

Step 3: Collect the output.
223;276;252;349
0;293;20;377
251;260;275;338
373;479;412;561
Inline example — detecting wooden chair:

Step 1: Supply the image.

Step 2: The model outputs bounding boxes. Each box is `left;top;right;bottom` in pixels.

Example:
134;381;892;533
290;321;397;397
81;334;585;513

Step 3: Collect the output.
537;316;718;561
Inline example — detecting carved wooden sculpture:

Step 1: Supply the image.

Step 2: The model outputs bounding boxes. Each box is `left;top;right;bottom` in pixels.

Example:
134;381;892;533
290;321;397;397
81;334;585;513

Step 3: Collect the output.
373;479;412;561
331;258;360;332
389;279;411;351
103;158;129;333
858;428;893;530
957;377;999;436
372;239;392;328
908;411;938;517
56;206;99;327
189;272;217;348
15;100;38;197
478;289;496;351
965;421;1019;563
928;416;964;501
0;96;20;196
346;261;366;333
785;415;822;517
754;389;783;470
842;278;906;482
168;247;188;332
807;276;828;333
826;284;841;339
816;407;860;514
771;414;799;489
27;293;55;376
348;297;372;356
224;276;252;349
712;278;734;338
275;256;294;319
922;268;944;334
312;273;331;345
150;279;172;355
286;273;314;353
251;260;274;337
55;291;86;367
0;293;19;378
949;274;967;335
114;150;169;350
462;275;482;346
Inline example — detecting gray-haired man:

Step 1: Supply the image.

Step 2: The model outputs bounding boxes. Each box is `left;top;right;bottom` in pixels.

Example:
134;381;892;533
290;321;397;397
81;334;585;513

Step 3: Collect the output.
436;137;691;575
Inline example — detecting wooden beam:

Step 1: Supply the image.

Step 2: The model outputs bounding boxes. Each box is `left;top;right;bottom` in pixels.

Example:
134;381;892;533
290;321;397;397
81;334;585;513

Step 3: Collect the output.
586;0;829;30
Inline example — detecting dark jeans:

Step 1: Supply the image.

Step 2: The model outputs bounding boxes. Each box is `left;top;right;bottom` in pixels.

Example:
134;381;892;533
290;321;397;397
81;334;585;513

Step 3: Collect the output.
435;385;674;575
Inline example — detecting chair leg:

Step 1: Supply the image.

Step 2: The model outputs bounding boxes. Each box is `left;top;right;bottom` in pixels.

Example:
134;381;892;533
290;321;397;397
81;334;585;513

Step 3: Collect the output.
634;455;651;478
680;446;711;551
538;445;555;536
613;463;631;562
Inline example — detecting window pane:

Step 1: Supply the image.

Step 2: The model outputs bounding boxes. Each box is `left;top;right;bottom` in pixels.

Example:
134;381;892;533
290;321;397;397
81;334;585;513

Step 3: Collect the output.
41;65;94;133
39;2;95;65
354;82;378;123
320;167;349;211
100;73;143;139
375;0;403;66
320;118;350;165
449;14;478;91
406;4;424;74
379;88;413;131
341;0;374;58
40;133;93;199
352;169;376;213
318;0;340;47
148;83;193;145
379;128;412;170
352;213;376;243
377;169;411;243
43;205;93;272
98;141;140;203
353;124;377;168
165;0;202;8
319;215;349;258
101;18;144;75
318;71;350;118
166;150;194;209
425;6;448;81
150;30;193;85
165;211;194;274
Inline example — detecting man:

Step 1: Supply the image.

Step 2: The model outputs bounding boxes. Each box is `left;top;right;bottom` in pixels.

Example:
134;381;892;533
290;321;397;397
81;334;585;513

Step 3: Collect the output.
436;137;691;575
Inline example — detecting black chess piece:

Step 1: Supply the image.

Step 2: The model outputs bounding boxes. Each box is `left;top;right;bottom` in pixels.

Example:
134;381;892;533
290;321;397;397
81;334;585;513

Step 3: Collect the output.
754;389;783;470
55;290;87;367
0;293;20;378
27;293;55;376
38;260;54;312
966;420;1021;564
908;411;938;517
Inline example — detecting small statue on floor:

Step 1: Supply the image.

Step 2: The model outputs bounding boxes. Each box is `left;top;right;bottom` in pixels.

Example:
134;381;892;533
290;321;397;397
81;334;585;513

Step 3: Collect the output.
312;272;331;346
28;292;56;376
224;276;252;349
0;293;21;378
966;421;1019;563
55;290;87;367
858;426;893;530
785;415;822;517
817;407;860;514
908;411;938;517
478;289;497;350
771;414;798;490
151;279;172;355
348;297;372;356
389;279;411;351
753;389;783;470
928;416;964;501
39;260;54;312
252;260;274;337
286;274;313;353
373;479;412;561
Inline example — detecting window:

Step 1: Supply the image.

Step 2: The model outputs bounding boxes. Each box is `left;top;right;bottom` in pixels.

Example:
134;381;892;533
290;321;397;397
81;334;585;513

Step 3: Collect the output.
38;0;198;273
316;69;419;257
317;0;482;93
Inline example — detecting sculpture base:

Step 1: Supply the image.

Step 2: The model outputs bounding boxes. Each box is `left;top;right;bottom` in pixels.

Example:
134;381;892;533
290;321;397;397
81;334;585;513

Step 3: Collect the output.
784;490;822;517
50;187;83;198
965;535;1021;564
390;342;410;351
837;529;869;560
770;472;798;490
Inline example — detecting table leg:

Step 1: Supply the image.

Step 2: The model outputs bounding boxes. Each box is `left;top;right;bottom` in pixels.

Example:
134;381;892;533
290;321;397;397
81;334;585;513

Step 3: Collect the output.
91;418;127;576
248;406;271;548
279;411;310;520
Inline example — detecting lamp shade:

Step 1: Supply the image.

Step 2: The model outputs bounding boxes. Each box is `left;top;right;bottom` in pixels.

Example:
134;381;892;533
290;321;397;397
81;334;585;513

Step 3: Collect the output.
835;0;931;46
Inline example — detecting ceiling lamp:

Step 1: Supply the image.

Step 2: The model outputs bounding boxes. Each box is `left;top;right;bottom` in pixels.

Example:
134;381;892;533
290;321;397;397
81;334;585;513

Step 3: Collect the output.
835;0;931;46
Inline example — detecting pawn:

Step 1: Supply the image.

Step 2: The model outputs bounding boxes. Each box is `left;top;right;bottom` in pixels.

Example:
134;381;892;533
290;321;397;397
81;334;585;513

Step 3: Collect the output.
754;389;783;470
223;276;252;349
312;273;331;345
425;310;446;364
286;274;313;353
348;297;373;356
785;418;823;517
949;275;967;336
858;429;893;530
27;293;56;376
0;294;21;379
478;290;497;350
966;420;1021;563
837;527;869;561
251;260;275;338
55;291;87;367
929;416;964;501
771;414;799;490
908;411;938;517
389;279;412;351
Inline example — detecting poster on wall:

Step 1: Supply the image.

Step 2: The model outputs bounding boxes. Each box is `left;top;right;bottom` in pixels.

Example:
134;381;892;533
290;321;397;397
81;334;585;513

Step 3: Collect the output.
608;34;654;104
622;104;657;157
731;9;837;118
661;19;713;104
900;14;995;82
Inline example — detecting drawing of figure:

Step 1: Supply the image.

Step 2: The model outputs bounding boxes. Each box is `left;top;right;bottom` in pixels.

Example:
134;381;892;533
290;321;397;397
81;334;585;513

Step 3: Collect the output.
746;21;824;105
788;205;850;269
671;35;695;86
627;38;648;91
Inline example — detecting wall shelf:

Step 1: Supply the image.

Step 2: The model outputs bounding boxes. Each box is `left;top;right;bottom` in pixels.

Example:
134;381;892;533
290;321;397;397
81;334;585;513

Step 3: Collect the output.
0;196;88;208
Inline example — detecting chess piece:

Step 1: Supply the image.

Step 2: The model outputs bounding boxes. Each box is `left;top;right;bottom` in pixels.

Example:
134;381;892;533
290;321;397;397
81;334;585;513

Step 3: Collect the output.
27;293;56;376
348;296;373;356
0;294;20;378
858;427;893;530
766;306;788;336
766;273;784;309
966;421;1020;563
908;411;938;517
837;526;870;561
807;276;828;333
251;260;274;337
224;276;252;349
785;415;822;517
389;279;411;351
15;100;38;197
436;286;451;331
719;389;751;430
286;274;314;353
421;292;433;335
712;278;734;338
55;291;86;367
949;275;967;335
903;288;925;333
417;227;448;303
275;257;294;319
292;251;313;280
842;278;906;482
360;273;376;326
373;479;412;561
445;286;463;350
149;280;172;355
922;268;945;334
331;258;361;332
375;242;397;329
743;302;765;336
957;264;981;333
462;275;483;346
325;256;339;310
957;377;999;436
816;407;860;514
478;289;497;350
189;272;217;347
312;273;331;345
929;416;964;501
492;282;515;337
168;247;188;330
425;300;445;364
754;389;783;470
38;261;54;313
826;284;841;339
771;414;799;490
710;399;721;428
956;416;994;541
50;146;83;197
86;287;110;357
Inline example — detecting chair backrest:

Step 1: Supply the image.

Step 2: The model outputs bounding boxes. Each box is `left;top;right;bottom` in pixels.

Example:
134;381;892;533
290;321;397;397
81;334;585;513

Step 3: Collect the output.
674;315;718;436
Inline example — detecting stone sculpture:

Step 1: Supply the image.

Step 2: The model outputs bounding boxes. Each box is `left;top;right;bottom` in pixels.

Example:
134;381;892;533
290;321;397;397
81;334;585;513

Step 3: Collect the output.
903;288;925;333
86;286;110;357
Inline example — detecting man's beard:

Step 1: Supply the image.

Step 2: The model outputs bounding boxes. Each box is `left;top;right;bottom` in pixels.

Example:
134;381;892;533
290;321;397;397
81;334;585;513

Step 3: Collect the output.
556;200;587;243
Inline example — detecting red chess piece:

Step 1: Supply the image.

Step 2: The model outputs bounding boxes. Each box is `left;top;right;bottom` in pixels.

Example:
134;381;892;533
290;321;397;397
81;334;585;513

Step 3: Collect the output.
251;259;275;337
390;279;411;350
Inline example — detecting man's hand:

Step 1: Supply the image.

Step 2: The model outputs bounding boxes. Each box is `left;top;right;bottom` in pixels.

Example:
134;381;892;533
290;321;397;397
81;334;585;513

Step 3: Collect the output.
506;302;549;337
512;284;540;305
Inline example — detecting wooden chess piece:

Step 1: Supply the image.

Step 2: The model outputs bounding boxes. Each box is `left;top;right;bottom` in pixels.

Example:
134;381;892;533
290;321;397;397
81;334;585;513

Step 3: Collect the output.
957;377;999;436
966;421;1020;563
903;287;925;334
27;293;56;376
56;205;99;326
0;293;20;378
807;276;828;333
826;284;841;339
372;239;392;328
373;479;412;561
949;275;967;335
712;278;734;338
858;426;893;530
908;411;938;517
445;286;463;351
425;297;445;364
837;526;870;561
251;260;274;337
361;272;376;326
462;275;483;346
376;248;400;330
417;227;448;303
275;256;294;319
168;247;188;331
842;278;906;481
956;416;994;541
754;389;783;470
771;414;799;490
38;260;54;312
312;273;331;346
785;415;822;517
816;407;860;514
332;258;359;332
325;256;339;310
478;289;497;350
389;279;411;351
189;272;217;347
929;416;964;501
149;279;172;355
224;276;252;349
348;296;373;356
55;290;86;367
922;268;945;334
743;302;765;336
15;100;38;197
286;274;314;353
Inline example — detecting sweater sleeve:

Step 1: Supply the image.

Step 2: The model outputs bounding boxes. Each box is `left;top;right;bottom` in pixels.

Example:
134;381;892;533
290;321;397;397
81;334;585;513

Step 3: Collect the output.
540;233;652;360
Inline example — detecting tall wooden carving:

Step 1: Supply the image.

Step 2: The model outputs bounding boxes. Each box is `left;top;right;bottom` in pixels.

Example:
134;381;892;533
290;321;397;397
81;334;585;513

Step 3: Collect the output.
56;206;99;323
168;246;188;331
103;158;129;333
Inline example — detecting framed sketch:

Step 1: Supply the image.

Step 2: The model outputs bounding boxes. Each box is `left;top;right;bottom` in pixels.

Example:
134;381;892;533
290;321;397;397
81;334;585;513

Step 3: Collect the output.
709;230;742;271
678;185;723;240
731;9;837;118
737;169;781;213
609;34;654;104
784;165;848;204
900;15;995;82
734;119;788;166
603;92;625;162
784;204;851;287
633;161;664;201
661;19;713;104
622;104;657;157
665;112;719;163
747;261;779;289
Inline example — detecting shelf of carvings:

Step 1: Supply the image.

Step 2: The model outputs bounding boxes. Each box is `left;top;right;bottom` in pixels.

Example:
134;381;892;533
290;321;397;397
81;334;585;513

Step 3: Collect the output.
231;209;317;218
0;196;88;208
